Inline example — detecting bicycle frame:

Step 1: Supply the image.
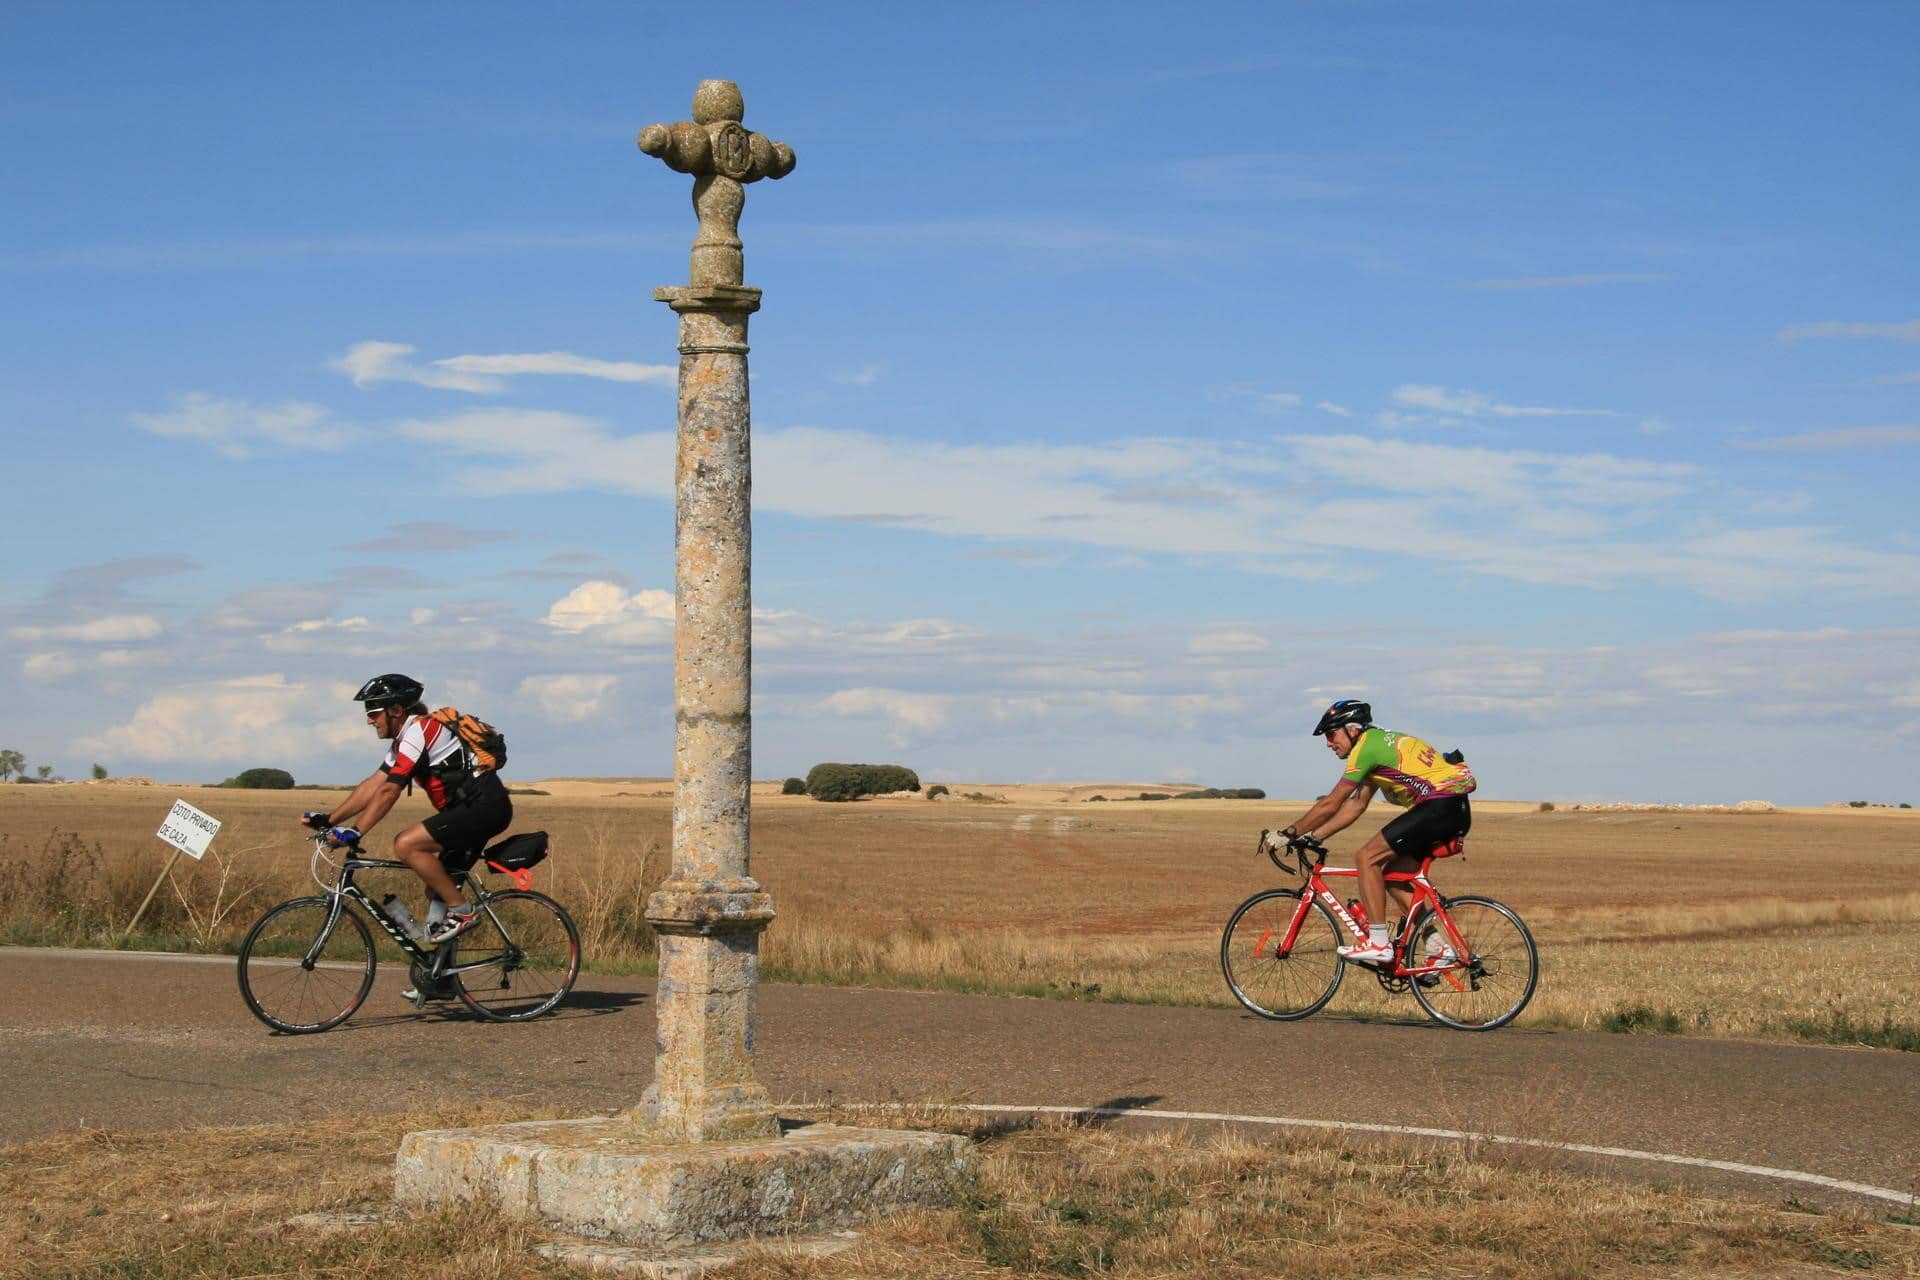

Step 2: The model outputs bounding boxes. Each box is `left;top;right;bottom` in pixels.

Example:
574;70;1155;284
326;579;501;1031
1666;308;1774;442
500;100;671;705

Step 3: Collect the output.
300;840;511;986
1270;854;1477;990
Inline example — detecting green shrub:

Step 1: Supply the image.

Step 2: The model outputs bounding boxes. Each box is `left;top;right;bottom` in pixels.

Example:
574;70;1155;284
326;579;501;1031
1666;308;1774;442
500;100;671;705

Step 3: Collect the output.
780;777;807;796
926;784;949;798
804;763;921;802
219;767;295;790
1137;792;1170;801
1848;800;1868;808
1087;795;1107;802
1538;801;1555;812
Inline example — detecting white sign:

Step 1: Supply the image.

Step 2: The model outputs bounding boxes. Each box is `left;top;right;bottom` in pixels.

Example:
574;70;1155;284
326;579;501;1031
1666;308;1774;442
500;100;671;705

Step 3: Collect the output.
156;800;221;861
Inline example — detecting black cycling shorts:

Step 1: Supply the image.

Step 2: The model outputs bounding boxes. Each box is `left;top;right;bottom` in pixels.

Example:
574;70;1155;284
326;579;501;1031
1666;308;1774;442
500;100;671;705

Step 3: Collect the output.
1381;794;1472;860
422;770;513;871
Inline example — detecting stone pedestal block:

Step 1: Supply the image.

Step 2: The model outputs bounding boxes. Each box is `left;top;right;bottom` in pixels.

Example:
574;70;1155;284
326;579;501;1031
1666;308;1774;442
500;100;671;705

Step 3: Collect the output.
395;1117;976;1248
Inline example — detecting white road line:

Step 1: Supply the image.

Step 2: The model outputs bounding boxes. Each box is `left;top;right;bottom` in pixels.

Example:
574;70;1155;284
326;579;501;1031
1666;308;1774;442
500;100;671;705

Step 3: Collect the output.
888;1103;1916;1209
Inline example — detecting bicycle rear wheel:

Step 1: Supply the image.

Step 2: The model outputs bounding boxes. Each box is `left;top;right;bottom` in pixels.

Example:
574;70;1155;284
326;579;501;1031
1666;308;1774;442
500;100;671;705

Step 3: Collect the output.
237;897;376;1034
1221;888;1345;1020
1407;895;1538;1030
451;890;581;1021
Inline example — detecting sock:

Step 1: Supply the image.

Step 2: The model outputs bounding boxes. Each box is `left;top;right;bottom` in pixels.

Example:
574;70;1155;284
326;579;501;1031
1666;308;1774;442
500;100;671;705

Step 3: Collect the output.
1368;925;1389;948
427;900;448;927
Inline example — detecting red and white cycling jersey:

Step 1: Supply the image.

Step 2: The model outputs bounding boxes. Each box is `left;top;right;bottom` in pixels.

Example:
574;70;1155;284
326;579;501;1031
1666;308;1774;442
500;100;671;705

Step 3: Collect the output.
380;714;473;810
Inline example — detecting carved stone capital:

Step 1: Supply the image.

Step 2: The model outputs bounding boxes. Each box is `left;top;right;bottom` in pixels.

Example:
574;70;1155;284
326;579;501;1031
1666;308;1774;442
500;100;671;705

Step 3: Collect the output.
653;283;763;315
644;881;776;936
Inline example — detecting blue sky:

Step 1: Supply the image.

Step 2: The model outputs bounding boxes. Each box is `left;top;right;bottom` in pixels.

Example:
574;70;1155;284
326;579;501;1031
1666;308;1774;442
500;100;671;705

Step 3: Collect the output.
3;1;1916;803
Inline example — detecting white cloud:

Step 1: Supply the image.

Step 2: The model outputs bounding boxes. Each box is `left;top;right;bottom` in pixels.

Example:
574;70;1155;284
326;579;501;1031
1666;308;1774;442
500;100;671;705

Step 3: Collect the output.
11;614;163;643
285;616;371;633
74;674;330;763
379;409;1916;599
1745;425;1920;451
1314;401;1353;417
517;673;618;721
542;581;675;644
333;341;674;393
817;687;954;746
1259;392;1303;411
23;652;78;679
1390;384;1613;419
437;351;674;385
833;364;884;387
1189;628;1269;655
130;394;350;457
24;648;161;680
1778;320;1920;343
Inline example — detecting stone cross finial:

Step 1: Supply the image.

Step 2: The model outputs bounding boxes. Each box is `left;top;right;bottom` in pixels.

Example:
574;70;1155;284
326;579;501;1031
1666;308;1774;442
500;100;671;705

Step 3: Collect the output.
637;80;796;286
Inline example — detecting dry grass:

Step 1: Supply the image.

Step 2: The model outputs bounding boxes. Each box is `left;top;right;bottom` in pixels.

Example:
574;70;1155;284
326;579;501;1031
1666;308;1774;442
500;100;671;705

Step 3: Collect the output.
4;1103;1916;1279
3;785;1916;1046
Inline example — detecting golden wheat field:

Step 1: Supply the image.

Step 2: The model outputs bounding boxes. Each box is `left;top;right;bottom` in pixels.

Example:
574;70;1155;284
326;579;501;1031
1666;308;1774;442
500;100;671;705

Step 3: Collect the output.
2;780;1915;1046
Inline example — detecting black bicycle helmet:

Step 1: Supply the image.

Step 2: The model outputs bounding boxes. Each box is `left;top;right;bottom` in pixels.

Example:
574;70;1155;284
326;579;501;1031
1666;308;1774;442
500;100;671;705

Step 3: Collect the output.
353;673;425;710
1312;698;1372;736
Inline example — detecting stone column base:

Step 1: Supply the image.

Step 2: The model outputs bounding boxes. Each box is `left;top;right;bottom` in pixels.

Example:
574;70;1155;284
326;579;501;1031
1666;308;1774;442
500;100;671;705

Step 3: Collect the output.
395;1117;976;1249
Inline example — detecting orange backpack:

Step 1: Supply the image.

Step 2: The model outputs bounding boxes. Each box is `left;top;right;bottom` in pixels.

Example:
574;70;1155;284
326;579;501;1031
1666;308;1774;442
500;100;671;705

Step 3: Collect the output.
430;707;506;773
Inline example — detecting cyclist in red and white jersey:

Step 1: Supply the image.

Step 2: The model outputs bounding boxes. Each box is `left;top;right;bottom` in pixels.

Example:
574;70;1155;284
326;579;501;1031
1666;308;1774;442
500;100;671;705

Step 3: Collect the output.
1270;699;1475;965
298;673;511;946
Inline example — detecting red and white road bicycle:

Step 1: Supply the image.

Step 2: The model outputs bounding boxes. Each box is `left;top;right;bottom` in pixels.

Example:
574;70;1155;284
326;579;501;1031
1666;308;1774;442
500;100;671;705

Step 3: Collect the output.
1221;831;1538;1030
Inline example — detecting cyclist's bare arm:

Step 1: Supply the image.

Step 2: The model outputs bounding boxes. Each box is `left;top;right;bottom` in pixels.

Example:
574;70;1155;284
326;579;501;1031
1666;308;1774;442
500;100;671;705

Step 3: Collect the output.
311;770;403;832
1283;777;1364;840
1311;782;1376;839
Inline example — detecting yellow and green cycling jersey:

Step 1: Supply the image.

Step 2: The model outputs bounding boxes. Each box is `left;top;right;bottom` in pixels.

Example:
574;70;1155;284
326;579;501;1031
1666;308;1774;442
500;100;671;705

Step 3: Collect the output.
1341;727;1476;809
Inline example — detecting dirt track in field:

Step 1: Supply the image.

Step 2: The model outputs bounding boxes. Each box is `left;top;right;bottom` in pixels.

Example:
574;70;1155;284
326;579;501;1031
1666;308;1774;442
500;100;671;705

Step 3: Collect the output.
4;948;1915;1212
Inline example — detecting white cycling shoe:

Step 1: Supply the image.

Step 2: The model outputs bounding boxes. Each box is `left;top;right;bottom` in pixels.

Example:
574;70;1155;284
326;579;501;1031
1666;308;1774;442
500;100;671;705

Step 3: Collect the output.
1336;941;1397;965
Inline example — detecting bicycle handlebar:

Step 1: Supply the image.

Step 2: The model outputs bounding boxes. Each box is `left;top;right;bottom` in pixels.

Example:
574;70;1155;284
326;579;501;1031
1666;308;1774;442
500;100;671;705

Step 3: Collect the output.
1257;828;1326;877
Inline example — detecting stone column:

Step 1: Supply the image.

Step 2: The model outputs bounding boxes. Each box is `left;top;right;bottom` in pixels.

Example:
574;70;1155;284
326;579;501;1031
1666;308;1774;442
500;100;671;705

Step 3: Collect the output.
394;83;976;1251
628;79;795;1145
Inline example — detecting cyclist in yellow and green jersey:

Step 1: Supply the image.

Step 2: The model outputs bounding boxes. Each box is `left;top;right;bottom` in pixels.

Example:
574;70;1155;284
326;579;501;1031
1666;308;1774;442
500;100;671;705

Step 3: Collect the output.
1268;699;1476;965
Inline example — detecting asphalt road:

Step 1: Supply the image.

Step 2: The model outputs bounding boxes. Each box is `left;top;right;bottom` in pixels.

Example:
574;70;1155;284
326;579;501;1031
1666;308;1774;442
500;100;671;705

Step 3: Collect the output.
5;948;1915;1211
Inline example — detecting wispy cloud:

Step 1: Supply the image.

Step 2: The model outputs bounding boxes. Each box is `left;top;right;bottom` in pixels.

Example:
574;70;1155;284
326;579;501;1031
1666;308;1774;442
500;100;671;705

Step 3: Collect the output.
10;614;163;643
130;393;352;457
437;351;674;385
1470;273;1671;290
1744;425;1920;451
0;228;669;273
1390;384;1614;419
1778;320;1920;343
517;673;618;722
332;341;671;393
1315;401;1353;417
341;522;522;554
833;364;884;387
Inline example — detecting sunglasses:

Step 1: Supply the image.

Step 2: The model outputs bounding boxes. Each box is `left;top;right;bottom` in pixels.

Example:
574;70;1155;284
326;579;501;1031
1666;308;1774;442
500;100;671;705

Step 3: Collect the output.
365;705;398;719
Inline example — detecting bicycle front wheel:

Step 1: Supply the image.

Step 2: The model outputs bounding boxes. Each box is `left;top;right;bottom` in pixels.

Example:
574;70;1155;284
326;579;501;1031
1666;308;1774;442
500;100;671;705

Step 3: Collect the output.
1408;895;1538;1031
452;890;581;1021
1221;888;1345;1020
237;897;376;1034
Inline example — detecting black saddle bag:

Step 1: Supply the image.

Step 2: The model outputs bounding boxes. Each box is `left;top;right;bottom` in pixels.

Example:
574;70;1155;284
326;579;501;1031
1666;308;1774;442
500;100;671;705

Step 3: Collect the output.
483;831;549;872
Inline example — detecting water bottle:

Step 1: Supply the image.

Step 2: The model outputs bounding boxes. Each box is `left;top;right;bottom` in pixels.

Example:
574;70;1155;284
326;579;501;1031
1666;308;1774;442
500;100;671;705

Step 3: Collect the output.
381;894;428;944
1346;899;1369;929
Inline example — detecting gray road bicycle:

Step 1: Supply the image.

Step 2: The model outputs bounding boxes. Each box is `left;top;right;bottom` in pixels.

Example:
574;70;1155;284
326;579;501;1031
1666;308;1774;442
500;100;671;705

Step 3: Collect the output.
236;831;580;1034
